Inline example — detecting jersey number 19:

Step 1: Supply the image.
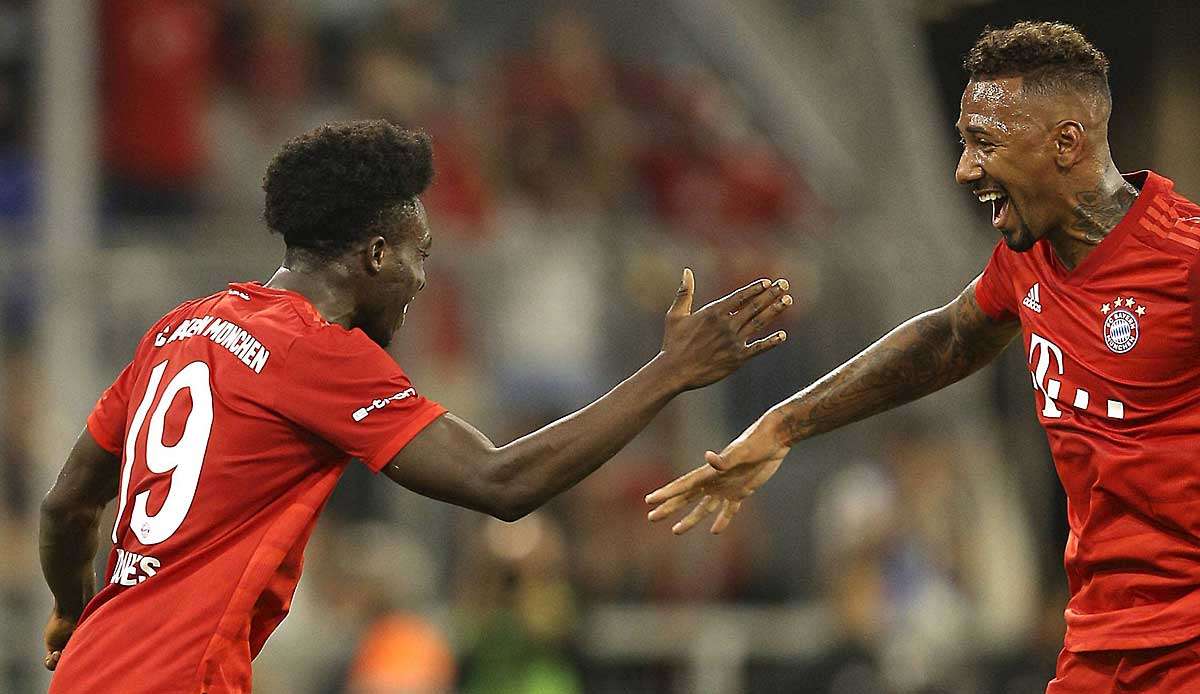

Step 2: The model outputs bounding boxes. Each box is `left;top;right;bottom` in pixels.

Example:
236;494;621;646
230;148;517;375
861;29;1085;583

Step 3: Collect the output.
112;359;214;545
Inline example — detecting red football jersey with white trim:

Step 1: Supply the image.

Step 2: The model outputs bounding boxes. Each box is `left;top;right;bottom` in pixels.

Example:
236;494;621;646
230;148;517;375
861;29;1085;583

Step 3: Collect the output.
975;171;1200;651
50;282;445;693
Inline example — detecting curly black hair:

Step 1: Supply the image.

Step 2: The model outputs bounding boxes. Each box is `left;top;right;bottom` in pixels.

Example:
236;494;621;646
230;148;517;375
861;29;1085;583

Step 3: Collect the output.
964;21;1110;105
263;120;433;256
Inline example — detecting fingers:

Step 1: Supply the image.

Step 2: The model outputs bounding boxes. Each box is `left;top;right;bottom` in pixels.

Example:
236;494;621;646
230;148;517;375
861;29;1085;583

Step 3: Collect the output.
703;278;772;314
732;279;791;333
705;449;733;472
647;490;701;522
666;268;695;317
645;464;716;504
739;294;792;338
673;495;721;535
710;499;743;534
44;650;60;671
744;330;788;357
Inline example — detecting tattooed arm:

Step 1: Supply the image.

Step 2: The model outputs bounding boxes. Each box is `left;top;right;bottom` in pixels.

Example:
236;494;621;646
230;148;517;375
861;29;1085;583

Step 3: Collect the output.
775;277;1019;444
645;278;1020;535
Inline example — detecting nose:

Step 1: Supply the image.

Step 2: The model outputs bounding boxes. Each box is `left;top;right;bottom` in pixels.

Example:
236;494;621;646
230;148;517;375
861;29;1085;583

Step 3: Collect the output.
955;147;982;186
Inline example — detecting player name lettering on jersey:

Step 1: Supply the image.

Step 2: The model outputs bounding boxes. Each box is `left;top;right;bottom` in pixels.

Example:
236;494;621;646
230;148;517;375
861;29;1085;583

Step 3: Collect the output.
109;548;160;587
154;315;271;373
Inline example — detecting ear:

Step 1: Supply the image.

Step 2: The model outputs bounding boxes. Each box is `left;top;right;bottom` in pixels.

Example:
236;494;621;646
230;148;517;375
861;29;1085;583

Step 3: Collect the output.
1053;120;1086;168
365;236;387;275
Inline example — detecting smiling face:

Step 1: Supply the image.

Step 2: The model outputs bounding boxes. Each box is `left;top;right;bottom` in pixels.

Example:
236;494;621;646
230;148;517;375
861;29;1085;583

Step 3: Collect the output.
955;77;1065;252
358;198;432;347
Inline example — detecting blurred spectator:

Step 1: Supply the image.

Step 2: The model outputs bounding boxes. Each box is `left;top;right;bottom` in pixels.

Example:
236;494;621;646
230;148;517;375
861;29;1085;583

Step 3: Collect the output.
357;1;468;84
101;0;217;216
252;522;448;694
568;437;775;603
205;0;320;215
635;67;803;237
0;351;32;522
479;211;609;417
348;41;493;233
345;615;456;694
496;8;638;212
0;0;33;221
807;417;1038;693
454;514;583;694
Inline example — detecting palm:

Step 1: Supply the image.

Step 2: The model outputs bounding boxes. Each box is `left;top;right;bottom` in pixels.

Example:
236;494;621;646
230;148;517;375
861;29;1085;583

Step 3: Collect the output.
646;439;788;535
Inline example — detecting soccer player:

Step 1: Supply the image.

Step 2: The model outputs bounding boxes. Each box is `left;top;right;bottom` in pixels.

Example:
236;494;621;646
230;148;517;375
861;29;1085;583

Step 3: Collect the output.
646;21;1200;692
39;120;793;693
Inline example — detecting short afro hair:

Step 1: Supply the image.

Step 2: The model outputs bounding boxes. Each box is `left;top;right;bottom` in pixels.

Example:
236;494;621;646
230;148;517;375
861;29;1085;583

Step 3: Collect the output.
964;21;1110;106
263;120;433;256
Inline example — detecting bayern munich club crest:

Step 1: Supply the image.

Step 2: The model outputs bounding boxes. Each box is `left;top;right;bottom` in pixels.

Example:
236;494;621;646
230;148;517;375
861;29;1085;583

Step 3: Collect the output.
1100;295;1145;354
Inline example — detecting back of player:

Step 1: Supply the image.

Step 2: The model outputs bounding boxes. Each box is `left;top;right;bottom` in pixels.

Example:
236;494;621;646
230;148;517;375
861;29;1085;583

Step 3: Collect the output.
50;282;445;694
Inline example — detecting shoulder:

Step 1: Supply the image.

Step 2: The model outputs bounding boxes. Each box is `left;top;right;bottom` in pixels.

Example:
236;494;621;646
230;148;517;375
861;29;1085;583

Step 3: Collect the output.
1129;171;1200;254
285;321;396;372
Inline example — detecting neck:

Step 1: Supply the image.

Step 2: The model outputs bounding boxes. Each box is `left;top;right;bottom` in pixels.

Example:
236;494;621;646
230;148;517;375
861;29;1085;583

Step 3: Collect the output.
264;263;357;329
1048;161;1138;271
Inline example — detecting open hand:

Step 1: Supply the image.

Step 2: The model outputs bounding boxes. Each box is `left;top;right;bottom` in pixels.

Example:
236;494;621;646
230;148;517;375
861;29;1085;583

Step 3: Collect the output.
660;269;792;391
646;410;791;534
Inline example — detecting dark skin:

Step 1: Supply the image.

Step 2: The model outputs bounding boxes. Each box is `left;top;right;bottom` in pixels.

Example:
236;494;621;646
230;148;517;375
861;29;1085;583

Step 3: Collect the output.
39;432;118;671
40;196;793;668
647;75;1140;535
952;76;1136;268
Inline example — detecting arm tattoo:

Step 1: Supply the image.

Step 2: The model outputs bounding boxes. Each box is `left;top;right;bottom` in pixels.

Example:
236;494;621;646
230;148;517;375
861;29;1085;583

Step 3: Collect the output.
779;284;1018;445
1070;182;1139;243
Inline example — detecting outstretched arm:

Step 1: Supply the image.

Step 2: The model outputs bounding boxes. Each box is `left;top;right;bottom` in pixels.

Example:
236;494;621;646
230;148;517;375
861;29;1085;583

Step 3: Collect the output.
647;278;1019;534
386;270;793;521
773;277;1018;446
40;428;120;670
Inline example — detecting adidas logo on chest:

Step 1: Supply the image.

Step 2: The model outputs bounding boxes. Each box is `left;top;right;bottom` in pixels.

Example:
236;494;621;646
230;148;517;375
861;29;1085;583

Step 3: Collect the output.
1023;282;1042;313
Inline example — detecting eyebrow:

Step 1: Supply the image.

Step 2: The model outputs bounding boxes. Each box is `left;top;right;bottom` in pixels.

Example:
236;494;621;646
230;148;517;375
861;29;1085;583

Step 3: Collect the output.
954;123;996;138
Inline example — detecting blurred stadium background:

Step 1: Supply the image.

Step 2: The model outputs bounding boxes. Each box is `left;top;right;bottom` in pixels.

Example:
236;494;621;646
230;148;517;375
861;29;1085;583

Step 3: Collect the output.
3;0;1199;692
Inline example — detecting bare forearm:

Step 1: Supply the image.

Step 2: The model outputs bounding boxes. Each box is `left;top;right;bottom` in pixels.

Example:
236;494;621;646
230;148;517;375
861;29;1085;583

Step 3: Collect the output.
492;354;682;516
775;298;1013;446
39;430;119;619
390;273;792;519
39;502;102;619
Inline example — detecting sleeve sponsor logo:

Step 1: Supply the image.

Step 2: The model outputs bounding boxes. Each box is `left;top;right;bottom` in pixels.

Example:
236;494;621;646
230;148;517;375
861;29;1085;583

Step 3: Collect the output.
352;387;417;422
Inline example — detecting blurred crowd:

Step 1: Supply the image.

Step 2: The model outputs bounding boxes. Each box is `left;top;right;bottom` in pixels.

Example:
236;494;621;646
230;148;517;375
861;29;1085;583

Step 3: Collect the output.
0;1;1059;692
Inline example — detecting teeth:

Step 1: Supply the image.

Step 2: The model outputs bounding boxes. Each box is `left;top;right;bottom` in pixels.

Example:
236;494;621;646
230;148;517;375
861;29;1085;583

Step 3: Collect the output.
976;191;1005;203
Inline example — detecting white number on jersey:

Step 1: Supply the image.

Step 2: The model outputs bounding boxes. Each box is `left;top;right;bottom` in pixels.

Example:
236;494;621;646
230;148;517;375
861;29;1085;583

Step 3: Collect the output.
112;359;214;545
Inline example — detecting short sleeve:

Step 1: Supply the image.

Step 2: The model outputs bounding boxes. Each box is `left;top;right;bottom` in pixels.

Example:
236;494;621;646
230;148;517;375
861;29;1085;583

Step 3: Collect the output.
974;240;1019;321
86;361;137;455
276;329;446;472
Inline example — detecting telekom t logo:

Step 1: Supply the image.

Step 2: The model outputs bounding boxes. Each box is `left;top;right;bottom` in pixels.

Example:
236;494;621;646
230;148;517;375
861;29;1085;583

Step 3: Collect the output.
1027;332;1126;420
1028;333;1064;418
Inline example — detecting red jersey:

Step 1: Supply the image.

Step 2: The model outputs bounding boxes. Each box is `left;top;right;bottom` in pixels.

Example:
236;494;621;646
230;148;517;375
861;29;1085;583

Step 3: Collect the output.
975;171;1200;652
50;282;446;693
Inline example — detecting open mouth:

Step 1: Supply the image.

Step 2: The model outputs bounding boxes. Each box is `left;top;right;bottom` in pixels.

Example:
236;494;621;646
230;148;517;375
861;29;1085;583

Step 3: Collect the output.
976;189;1010;229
